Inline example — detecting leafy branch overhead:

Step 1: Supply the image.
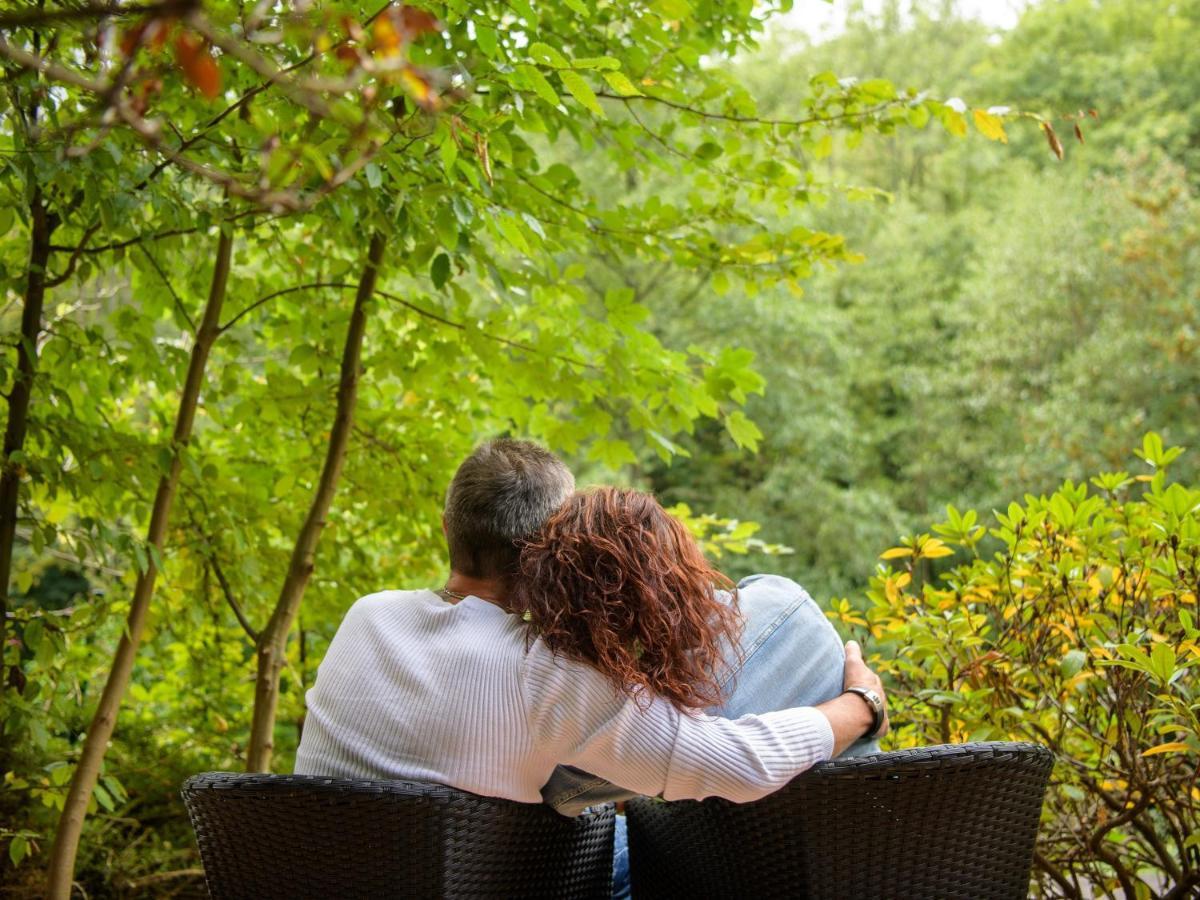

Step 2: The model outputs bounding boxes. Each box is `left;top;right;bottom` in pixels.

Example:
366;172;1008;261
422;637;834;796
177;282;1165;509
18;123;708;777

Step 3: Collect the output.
0;0;1054;474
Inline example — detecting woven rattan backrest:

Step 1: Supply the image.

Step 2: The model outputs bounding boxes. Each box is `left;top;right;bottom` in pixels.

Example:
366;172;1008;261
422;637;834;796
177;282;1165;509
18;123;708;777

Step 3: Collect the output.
627;741;1053;900
182;772;614;899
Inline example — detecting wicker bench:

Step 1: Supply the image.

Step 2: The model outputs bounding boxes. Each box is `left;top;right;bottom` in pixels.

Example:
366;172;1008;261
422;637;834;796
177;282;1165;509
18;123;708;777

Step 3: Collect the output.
183;742;1051;899
627;741;1053;900
181;773;614;899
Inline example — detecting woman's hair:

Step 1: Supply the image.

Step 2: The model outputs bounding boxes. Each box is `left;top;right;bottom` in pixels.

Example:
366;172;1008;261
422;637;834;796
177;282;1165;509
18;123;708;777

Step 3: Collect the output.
511;487;741;711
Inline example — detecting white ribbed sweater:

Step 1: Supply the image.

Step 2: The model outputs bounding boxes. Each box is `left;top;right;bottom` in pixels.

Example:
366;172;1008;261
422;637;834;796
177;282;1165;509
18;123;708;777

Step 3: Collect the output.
294;590;834;804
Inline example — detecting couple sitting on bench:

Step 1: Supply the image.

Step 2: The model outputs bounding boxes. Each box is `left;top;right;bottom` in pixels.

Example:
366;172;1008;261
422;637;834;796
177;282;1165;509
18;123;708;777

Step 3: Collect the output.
295;439;887;896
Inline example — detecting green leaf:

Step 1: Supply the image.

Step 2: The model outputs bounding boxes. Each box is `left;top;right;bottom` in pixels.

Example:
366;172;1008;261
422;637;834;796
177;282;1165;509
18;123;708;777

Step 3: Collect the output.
1060;649;1087;679
1150;642;1177;686
133;542;148;575
936;102;968;138
653;0;693;20
572;56;621;70
590;437;637;469
602;71;643;97
515;64;561;108
475;24;498;58
93;782;116;811
725;410;762;452
435;204;459;250
439;135;458;177
559;70;605;117
8;835;27;867
907;104;931;128
430;253;451;289
23;620;44;652
496;216;530;254
103;775;128;803
858;78;897;101
529;42;569;68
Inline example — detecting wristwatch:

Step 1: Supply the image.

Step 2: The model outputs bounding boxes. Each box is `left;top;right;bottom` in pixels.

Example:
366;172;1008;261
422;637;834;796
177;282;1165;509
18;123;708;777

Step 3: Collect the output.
843;686;885;739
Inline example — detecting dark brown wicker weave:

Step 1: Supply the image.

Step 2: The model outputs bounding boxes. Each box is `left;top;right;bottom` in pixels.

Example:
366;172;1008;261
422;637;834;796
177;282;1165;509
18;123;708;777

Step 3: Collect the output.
627;741;1052;900
181;772;614;899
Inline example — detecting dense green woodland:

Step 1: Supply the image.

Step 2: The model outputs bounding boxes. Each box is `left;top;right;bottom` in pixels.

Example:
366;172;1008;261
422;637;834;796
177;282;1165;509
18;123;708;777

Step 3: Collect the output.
647;1;1200;600
1;0;1197;896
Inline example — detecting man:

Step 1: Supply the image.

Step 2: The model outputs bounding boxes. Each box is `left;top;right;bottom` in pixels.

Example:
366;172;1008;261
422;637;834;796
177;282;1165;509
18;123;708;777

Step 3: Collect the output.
296;437;885;801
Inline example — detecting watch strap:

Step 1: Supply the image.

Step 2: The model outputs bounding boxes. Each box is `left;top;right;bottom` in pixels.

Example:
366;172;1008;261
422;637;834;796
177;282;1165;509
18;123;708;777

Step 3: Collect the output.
843;686;884;739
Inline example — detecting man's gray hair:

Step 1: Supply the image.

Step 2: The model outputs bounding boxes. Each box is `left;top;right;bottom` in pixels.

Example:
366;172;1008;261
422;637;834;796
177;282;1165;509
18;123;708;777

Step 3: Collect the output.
444;439;574;580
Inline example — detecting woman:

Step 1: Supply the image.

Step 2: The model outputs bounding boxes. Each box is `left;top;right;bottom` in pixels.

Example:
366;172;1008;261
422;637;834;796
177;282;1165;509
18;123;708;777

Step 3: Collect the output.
513;486;745;713
527;488;883;817
510;487;887;895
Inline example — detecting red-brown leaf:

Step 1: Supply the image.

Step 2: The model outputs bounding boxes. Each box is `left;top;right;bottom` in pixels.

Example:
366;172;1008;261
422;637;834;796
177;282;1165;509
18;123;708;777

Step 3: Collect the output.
399;6;441;37
475;132;493;185
1042;122;1064;160
119;22;147;57
1073;122;1084;144
120;18;171;57
174;32;220;100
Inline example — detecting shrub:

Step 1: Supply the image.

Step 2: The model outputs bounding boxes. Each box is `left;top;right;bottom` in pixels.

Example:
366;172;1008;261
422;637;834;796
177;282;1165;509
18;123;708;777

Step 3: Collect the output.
847;433;1199;898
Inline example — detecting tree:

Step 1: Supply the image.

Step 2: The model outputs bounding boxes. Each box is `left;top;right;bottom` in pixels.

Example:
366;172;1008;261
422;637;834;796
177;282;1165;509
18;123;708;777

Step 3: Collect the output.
46;227;232;897
245;232;384;773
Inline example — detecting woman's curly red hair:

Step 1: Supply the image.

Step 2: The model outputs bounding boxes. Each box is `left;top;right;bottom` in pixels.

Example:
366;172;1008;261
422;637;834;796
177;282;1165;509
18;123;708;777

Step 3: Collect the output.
512;487;742;711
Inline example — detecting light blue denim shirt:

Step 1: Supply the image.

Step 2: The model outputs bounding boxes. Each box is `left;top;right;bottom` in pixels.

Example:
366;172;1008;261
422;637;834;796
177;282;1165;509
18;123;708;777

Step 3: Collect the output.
540;574;880;815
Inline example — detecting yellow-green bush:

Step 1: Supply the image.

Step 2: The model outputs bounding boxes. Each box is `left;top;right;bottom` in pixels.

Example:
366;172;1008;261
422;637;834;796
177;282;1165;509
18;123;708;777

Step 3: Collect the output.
844;433;1199;898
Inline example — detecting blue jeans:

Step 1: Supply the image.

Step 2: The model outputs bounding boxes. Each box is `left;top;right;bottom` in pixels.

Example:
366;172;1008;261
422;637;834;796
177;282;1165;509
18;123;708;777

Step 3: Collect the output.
536;575;880;896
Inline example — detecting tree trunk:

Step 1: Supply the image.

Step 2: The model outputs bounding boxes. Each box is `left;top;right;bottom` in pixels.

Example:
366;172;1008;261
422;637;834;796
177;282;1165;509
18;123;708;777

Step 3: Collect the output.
244;232;385;773
46;230;234;900
0;190;56;673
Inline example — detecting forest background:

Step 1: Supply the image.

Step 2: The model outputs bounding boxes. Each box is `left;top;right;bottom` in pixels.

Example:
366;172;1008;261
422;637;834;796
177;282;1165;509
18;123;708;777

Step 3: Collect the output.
2;0;1198;897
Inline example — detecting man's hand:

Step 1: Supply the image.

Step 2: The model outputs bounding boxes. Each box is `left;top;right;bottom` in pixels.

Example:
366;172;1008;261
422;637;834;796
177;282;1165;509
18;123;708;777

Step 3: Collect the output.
842;639;889;739
814;639;889;756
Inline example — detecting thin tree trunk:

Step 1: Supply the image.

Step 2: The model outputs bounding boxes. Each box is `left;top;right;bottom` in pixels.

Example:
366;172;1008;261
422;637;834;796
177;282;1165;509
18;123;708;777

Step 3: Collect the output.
244;232;385;773
46;230;234;900
0;190;56;671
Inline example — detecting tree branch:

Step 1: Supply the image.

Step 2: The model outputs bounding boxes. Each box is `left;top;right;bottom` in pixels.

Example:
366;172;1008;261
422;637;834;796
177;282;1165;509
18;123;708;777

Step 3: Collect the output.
1033;849;1083;900
0;32;106;92
44;222;101;288
208;554;258;643
49;225;199;255
137;244;195;332
219;281;357;333
221;280;603;372
373;287;602;372
595;90;906;128
0;1;197;29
